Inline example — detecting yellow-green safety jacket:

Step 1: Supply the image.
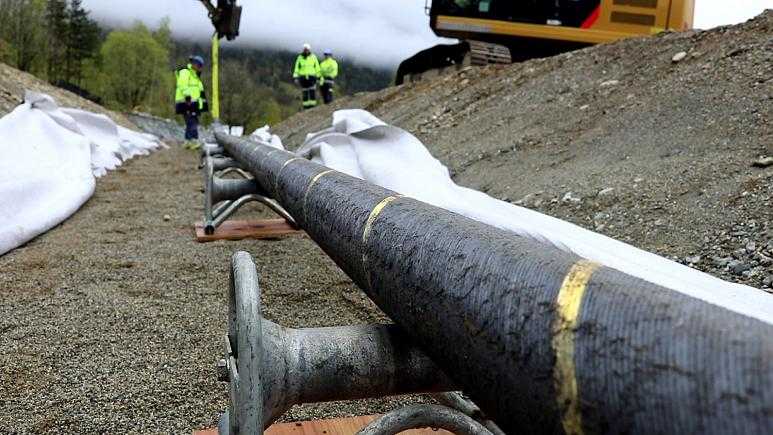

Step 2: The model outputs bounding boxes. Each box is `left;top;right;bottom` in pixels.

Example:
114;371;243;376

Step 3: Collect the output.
293;53;321;79
175;64;205;109
320;57;339;84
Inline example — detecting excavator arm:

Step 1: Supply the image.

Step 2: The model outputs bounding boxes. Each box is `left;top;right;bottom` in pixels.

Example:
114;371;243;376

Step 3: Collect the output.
198;0;242;40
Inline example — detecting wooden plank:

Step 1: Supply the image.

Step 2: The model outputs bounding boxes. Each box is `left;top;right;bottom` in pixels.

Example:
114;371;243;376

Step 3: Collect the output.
194;219;305;242
194;414;454;435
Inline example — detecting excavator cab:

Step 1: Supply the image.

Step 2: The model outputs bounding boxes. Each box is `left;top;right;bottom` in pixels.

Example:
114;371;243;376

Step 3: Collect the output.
199;0;242;40
398;0;694;84
430;0;601;28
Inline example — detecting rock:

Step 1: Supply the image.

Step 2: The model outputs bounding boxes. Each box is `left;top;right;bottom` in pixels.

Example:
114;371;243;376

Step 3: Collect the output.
763;275;773;288
515;193;535;205
728;260;751;275
579;104;590;110
600;79;620;87
671;51;688;63
756;253;773;266
746;241;757;253
562;192;582;203
712;256;732;267
163;215;171;222
685;255;701;264
597;187;615;197
752;156;773;167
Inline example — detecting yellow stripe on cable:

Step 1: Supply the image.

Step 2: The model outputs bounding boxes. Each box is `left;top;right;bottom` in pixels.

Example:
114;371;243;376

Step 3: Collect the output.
552;260;600;435
303;170;335;222
361;195;400;290
274;158;305;196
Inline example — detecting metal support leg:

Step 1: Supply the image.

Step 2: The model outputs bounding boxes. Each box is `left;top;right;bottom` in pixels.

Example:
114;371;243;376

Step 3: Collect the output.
203;156;297;235
206;194;298;235
433;393;505;435
357;404;492;435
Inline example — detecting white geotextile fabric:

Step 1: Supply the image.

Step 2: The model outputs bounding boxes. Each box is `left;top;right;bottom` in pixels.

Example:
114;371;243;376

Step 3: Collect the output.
0;91;162;256
283;109;773;324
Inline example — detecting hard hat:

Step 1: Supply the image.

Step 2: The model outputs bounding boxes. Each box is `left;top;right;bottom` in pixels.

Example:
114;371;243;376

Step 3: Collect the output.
190;55;205;66
324;49;332;55
303;43;311;51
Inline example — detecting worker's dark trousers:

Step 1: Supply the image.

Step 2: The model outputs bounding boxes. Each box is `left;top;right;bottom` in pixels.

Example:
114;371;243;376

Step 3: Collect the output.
184;113;200;140
321;80;335;104
299;76;318;110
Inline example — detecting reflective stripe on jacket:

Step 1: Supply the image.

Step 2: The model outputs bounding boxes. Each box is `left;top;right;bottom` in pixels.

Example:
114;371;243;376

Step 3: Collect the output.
175;64;205;108
293;54;321;79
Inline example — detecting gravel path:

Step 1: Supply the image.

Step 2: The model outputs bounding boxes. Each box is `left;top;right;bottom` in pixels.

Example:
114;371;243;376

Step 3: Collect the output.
0;146;424;434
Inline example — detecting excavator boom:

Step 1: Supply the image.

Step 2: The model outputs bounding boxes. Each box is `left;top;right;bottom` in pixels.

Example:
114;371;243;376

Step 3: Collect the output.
198;0;242;40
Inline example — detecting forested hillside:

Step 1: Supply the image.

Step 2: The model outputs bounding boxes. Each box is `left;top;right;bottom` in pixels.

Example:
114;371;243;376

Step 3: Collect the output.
0;0;392;131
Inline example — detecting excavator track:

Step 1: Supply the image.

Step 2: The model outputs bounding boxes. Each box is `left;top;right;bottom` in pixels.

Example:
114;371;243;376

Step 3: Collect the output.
468;41;512;66
395;40;512;85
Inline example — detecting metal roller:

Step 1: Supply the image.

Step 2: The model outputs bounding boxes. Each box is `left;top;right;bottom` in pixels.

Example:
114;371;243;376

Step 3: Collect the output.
202;156;297;234
216;132;773;435
220;252;454;434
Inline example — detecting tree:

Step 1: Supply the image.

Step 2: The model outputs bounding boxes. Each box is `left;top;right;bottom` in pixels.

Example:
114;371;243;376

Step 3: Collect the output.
256;97;282;127
100;23;169;110
220;59;259;128
0;0;46;73
45;0;68;82
152;17;174;53
64;0;100;85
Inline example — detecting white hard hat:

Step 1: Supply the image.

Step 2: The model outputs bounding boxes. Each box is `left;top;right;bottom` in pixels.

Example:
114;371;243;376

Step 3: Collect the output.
303;43;311;51
324;49;332;55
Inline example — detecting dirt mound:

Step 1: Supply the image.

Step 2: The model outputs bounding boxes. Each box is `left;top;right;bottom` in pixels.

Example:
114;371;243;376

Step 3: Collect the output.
275;11;773;291
0;62;133;127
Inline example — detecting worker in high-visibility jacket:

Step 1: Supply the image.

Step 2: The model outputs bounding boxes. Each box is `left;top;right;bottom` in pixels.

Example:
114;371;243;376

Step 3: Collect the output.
175;55;208;141
293;43;321;110
319;50;339;105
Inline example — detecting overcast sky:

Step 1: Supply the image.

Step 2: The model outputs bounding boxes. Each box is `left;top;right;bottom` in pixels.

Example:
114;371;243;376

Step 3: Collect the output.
82;0;771;68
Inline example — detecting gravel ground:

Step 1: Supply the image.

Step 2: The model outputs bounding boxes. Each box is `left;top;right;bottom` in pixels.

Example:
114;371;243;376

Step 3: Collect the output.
0;145;427;434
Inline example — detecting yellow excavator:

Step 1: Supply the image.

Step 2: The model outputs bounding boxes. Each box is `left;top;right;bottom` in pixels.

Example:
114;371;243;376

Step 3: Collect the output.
396;0;695;84
197;1;695;88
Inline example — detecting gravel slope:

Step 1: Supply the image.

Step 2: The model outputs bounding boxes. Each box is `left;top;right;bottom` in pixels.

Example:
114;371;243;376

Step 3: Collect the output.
0;63;133;127
275;11;773;292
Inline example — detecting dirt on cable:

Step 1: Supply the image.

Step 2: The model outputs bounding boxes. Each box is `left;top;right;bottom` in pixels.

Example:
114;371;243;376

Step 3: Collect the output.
1;10;772;434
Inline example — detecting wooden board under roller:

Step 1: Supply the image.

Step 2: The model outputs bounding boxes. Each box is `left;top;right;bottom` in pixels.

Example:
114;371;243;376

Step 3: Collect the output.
194;219;305;242
194;415;453;435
